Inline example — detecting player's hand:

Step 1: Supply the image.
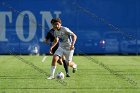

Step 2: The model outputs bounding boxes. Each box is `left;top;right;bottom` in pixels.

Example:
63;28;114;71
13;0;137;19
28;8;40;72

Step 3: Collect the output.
49;47;53;54
70;45;74;50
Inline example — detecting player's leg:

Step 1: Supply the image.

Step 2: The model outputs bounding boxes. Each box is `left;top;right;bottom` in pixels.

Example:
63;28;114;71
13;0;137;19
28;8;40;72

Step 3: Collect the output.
52;46;63;65
61;55;70;77
56;55;70;77
53;47;69;77
51;46;69;76
69;61;77;73
57;58;63;65
64;49;77;73
48;47;63;79
47;55;59;79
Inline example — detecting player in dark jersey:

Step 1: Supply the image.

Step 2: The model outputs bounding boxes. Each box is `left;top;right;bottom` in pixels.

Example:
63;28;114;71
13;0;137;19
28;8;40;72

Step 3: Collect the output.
45;29;59;54
45;28;70;77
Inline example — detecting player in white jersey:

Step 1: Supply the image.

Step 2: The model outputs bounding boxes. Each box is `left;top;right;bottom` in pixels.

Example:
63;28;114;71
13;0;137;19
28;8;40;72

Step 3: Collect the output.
48;18;77;79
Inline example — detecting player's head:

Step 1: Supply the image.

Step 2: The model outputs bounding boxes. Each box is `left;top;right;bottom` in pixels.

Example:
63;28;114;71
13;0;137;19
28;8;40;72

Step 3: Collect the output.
51;18;62;30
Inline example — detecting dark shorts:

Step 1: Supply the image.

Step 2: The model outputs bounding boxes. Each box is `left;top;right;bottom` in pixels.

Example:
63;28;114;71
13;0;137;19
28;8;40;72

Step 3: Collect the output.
52;45;59;54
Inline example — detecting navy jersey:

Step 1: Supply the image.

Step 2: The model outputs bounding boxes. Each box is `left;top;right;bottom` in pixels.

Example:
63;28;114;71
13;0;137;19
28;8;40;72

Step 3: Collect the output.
45;29;59;53
46;29;55;43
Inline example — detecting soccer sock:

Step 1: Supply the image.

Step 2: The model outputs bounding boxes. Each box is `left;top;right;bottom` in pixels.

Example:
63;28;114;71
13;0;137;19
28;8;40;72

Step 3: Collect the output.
72;64;77;68
63;60;69;74
50;66;56;77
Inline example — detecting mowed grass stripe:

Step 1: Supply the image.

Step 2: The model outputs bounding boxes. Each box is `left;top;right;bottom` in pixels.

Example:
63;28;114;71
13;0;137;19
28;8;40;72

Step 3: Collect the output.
0;55;140;93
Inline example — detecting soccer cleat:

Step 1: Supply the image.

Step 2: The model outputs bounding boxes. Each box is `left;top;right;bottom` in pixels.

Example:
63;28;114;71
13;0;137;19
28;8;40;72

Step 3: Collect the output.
66;74;70;77
47;76;55;80
73;68;77;73
73;65;77;73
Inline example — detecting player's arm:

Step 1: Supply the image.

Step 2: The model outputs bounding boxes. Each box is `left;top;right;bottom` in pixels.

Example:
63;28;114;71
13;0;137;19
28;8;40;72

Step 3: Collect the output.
65;27;77;50
45;32;51;45
70;33;77;50
49;37;59;54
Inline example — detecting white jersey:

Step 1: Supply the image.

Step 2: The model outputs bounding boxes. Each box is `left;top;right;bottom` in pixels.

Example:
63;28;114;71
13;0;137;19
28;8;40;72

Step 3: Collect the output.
54;26;73;50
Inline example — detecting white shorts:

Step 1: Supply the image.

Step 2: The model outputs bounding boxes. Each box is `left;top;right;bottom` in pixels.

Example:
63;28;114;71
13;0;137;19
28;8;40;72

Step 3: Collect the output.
54;47;74;62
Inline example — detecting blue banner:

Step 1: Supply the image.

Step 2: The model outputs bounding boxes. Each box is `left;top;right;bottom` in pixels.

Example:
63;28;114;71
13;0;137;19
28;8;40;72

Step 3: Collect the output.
0;0;140;54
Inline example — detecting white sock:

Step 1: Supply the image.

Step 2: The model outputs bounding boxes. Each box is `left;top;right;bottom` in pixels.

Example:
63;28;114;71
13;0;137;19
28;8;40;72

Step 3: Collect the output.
72;64;77;68
50;66;56;77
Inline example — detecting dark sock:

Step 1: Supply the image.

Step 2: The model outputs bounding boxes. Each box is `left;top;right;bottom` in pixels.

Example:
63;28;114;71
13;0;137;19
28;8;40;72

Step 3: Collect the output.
63;60;69;74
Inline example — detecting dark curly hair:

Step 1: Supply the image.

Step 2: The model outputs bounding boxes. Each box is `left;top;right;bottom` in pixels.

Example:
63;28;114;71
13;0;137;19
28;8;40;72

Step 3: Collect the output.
51;18;61;24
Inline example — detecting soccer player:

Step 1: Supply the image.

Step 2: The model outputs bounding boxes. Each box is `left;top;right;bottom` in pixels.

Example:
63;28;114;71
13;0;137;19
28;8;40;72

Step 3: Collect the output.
48;18;77;79
45;27;70;77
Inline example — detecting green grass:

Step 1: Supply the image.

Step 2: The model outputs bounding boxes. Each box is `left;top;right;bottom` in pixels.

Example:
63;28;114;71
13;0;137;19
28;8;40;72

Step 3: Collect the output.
0;55;140;93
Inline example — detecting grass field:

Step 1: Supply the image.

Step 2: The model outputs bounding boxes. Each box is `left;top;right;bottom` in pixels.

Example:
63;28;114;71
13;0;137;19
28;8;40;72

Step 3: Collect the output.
0;55;140;93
